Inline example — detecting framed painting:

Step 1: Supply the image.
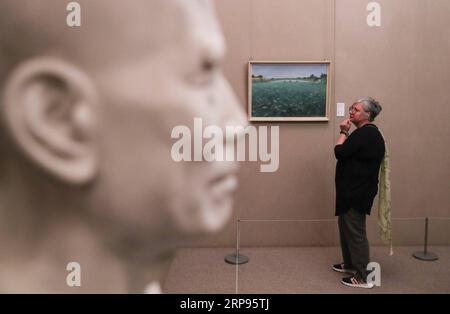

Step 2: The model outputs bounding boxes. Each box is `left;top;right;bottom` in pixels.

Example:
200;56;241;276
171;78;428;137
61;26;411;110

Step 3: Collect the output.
248;61;331;121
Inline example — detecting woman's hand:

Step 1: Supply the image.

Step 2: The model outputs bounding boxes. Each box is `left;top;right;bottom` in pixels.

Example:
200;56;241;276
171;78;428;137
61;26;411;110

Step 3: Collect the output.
340;119;352;133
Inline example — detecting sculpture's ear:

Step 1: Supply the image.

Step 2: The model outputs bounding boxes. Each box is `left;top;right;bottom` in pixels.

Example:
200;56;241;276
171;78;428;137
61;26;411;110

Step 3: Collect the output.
2;57;99;184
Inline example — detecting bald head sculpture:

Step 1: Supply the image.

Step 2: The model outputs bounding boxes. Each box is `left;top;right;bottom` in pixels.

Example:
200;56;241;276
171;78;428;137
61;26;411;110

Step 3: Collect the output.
0;0;246;293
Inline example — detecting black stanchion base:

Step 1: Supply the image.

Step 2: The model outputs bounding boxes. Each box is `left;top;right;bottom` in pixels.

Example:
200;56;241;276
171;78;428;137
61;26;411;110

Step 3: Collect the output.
413;251;439;261
224;253;249;265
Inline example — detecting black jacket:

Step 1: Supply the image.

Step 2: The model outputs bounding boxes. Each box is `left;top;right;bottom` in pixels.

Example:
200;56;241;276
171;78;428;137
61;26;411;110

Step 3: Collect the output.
334;124;385;216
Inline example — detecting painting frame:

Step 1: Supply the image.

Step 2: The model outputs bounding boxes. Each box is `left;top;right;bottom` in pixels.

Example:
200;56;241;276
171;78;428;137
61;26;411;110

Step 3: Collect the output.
248;61;332;122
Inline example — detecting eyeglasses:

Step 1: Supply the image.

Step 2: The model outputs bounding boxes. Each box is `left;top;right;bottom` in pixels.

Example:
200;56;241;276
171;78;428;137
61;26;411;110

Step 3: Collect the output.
348;106;358;113
348;106;367;114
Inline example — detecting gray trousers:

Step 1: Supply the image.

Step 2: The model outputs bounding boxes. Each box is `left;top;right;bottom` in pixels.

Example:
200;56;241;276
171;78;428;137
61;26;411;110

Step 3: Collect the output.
338;208;370;280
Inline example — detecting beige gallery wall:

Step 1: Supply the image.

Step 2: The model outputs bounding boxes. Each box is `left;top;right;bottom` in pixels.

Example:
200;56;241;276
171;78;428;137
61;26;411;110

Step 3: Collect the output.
194;0;450;248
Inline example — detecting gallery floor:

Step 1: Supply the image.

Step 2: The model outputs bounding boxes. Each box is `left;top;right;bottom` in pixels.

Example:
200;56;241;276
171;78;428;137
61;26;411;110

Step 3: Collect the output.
163;246;450;293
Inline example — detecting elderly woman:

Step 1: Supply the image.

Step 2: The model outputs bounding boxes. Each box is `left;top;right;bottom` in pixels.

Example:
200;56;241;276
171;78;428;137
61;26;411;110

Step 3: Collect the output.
332;97;385;289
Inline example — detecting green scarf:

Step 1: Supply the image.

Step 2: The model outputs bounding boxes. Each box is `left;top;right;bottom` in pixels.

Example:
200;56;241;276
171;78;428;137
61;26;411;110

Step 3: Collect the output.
377;131;393;255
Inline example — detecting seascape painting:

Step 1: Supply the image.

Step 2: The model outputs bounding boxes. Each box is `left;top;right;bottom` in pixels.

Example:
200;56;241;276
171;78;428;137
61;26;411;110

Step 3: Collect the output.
249;62;330;121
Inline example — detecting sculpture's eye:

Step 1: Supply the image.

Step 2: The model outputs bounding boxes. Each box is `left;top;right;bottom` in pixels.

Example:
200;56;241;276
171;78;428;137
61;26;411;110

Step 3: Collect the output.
188;57;220;87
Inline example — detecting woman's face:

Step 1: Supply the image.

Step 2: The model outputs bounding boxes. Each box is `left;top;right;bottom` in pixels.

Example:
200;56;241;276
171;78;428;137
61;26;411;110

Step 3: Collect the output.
349;102;369;125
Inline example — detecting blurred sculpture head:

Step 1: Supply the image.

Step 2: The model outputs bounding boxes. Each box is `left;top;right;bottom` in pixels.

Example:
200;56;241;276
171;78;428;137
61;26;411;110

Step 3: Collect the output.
0;0;246;292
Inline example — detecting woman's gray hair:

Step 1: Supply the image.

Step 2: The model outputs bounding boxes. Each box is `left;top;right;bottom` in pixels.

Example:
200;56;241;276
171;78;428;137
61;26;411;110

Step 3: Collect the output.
357;97;382;122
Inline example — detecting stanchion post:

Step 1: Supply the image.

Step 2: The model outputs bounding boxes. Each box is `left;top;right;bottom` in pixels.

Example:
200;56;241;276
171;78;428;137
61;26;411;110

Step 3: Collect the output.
413;217;439;261
225;218;249;265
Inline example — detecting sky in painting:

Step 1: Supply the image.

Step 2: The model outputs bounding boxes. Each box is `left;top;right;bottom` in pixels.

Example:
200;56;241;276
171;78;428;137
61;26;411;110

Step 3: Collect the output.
252;63;327;79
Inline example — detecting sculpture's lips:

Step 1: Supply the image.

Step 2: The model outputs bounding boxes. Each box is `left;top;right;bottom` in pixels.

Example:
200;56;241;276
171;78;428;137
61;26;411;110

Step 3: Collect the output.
208;173;238;205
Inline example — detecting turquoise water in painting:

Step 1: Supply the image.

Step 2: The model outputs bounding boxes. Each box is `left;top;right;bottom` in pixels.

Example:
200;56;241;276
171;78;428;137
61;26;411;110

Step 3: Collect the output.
252;79;327;117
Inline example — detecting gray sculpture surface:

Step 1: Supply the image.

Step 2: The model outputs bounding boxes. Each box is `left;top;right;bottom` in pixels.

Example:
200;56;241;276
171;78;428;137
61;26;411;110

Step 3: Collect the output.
0;0;246;292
